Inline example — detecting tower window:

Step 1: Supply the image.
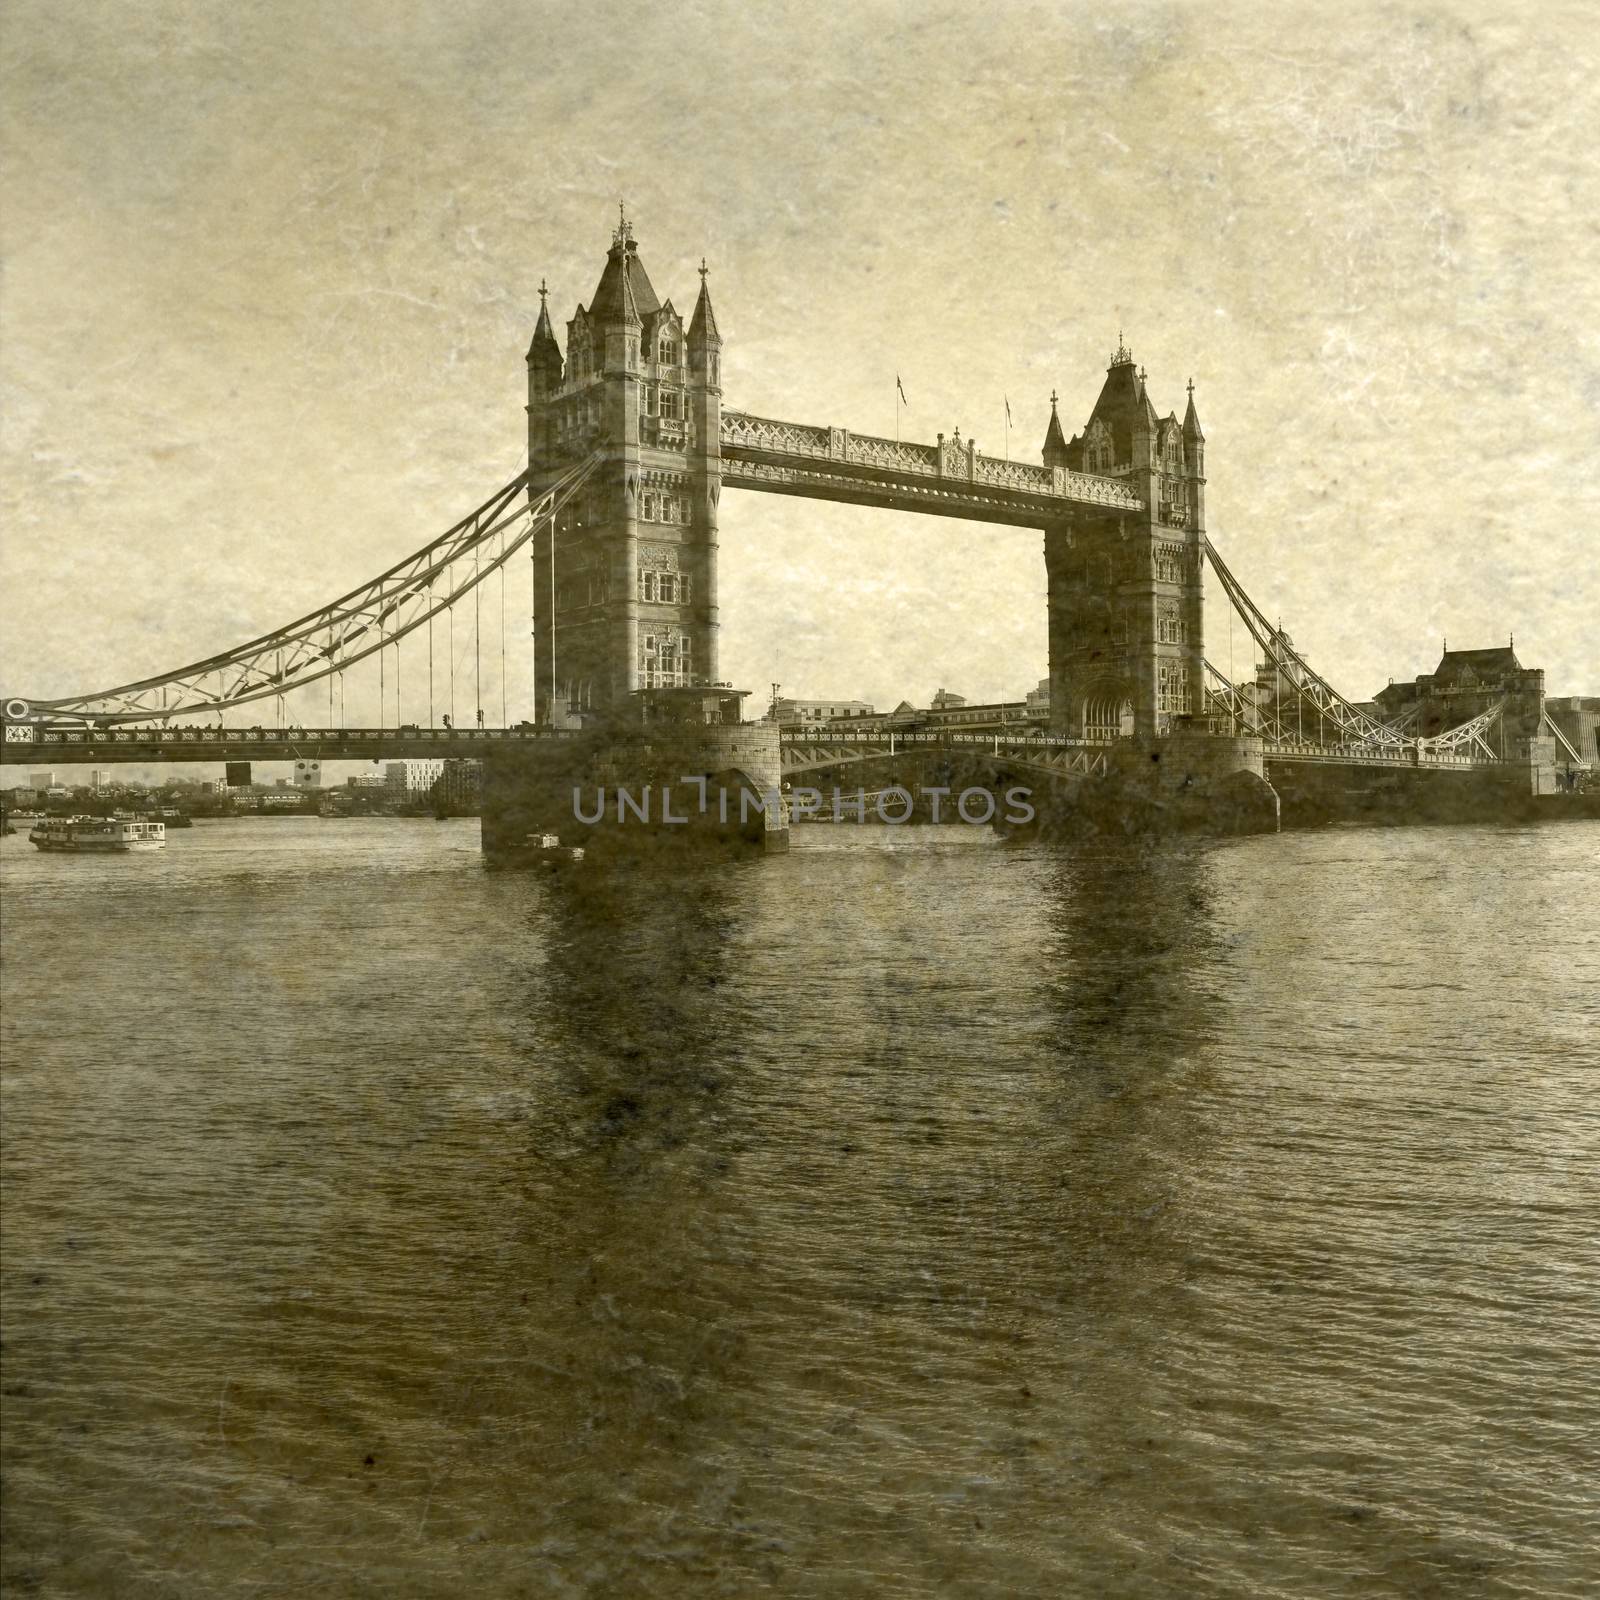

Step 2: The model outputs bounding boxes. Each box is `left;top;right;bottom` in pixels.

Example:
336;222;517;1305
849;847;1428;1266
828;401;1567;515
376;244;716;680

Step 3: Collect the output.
659;338;679;366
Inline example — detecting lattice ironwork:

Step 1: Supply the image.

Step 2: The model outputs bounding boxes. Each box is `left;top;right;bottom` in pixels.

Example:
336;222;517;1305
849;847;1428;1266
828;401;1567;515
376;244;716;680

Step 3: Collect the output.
1204;539;1520;759
1421;698;1506;758
16;455;600;725
1202;661;1291;743
1204;539;1416;749
720;410;1144;510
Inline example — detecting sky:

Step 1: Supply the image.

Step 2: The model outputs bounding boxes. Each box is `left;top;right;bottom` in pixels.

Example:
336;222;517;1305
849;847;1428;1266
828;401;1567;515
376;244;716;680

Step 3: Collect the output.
2;0;1597;769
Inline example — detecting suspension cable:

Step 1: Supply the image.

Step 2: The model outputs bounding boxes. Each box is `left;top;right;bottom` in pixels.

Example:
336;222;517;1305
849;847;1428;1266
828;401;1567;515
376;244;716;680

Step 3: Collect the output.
474;546;481;727
549;513;557;723
20;454;598;726
428;577;434;728
499;524;507;726
1227;598;1235;735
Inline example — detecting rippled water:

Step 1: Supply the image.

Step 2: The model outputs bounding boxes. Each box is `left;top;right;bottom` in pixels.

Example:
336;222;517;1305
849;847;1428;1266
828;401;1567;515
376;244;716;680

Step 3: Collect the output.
2;816;1597;1598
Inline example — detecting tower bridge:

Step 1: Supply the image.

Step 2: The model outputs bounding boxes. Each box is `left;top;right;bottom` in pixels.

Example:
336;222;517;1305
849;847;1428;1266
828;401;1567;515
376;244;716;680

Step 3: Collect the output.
2;209;1580;847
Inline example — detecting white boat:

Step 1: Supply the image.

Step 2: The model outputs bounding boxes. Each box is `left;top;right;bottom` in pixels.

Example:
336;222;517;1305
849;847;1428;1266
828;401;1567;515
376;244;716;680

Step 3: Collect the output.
29;815;166;853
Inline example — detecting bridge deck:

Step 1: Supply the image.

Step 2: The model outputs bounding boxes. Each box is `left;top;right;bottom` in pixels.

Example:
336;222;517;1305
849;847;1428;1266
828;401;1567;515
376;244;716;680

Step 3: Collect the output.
3;725;586;766
2;723;1505;773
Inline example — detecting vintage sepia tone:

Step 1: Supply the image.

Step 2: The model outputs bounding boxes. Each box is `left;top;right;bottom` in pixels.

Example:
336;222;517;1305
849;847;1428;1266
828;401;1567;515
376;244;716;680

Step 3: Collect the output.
2;2;1596;1597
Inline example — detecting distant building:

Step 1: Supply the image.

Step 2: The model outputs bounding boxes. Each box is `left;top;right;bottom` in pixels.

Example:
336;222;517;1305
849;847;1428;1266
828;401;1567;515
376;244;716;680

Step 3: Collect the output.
803;695;1045;736
431;760;482;814
385;759;444;794
1025;678;1050;714
28;771;53;792
90;769;108;789
292;758;323;789
1228;629;1335;743
348;772;387;789
770;697;874;728
1372;644;1546;751
831;700;922;733
930;688;966;710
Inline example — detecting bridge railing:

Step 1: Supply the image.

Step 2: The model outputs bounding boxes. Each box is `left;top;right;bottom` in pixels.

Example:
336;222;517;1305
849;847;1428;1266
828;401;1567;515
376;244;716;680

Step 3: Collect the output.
720;411;1143;510
23;725;589;748
1264;740;1493;768
781;728;1113;750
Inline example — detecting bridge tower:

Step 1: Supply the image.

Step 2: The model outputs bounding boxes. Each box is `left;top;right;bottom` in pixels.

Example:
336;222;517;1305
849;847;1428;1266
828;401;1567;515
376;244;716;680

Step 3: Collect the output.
1040;341;1207;740
526;211;723;725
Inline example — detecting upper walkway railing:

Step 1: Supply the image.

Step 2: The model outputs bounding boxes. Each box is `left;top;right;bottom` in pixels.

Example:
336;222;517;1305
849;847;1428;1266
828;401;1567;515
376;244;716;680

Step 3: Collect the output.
719;411;1144;514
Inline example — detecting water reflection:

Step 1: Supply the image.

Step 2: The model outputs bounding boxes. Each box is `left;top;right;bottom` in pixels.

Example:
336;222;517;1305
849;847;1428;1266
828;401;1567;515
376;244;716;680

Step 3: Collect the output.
3;819;1594;1598
495;867;772;1578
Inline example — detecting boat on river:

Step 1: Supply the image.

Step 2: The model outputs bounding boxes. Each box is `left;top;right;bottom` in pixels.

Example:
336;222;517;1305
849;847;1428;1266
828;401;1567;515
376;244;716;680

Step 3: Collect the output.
493;830;585;868
29;816;166;853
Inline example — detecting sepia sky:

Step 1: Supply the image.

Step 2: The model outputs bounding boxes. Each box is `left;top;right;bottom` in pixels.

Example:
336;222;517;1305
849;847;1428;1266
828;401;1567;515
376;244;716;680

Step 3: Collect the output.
2;0;1597;735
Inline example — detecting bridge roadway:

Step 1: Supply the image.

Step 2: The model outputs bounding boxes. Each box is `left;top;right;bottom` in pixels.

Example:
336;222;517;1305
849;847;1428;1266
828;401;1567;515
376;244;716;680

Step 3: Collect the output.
2;721;1502;775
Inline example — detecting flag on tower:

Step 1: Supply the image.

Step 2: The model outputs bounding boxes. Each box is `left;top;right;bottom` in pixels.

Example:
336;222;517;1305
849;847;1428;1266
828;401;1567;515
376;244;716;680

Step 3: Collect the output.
1005;395;1012;425
896;374;908;405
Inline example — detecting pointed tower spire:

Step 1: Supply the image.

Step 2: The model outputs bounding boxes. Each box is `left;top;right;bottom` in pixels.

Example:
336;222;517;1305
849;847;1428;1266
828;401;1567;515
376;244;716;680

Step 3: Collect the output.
618;247;642;329
1183;376;1205;442
1135;364;1158;430
526;277;560;358
689;256;721;346
526;275;563;394
1042;389;1069;468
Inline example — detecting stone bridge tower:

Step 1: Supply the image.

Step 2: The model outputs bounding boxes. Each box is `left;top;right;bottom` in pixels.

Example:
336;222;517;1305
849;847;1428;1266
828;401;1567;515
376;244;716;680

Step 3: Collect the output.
525;211;723;725
1040;339;1207;740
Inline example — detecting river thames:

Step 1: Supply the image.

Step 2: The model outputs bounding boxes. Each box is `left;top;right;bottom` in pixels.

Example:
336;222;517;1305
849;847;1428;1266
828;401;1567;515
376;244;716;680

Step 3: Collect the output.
1;816;1596;1598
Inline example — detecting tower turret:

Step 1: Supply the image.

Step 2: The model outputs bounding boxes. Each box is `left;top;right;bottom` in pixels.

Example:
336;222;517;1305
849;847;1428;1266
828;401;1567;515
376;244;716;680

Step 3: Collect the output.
1131;364;1158;470
687;259;724;683
1041;390;1069;471
526;280;563;466
1183;377;1205;478
525;281;563;395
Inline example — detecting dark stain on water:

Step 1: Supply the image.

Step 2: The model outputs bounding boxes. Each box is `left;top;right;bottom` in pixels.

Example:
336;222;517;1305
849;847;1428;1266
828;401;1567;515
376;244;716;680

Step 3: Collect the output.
1;815;1597;1598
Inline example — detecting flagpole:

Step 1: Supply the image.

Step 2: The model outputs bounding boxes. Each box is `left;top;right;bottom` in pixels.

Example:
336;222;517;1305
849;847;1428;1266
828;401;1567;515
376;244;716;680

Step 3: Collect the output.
896;375;901;443
1004;395;1010;462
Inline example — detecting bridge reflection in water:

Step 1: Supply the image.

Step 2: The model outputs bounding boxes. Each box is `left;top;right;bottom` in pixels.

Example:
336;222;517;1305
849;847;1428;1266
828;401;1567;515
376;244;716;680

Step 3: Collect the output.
10;819;1591;1593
